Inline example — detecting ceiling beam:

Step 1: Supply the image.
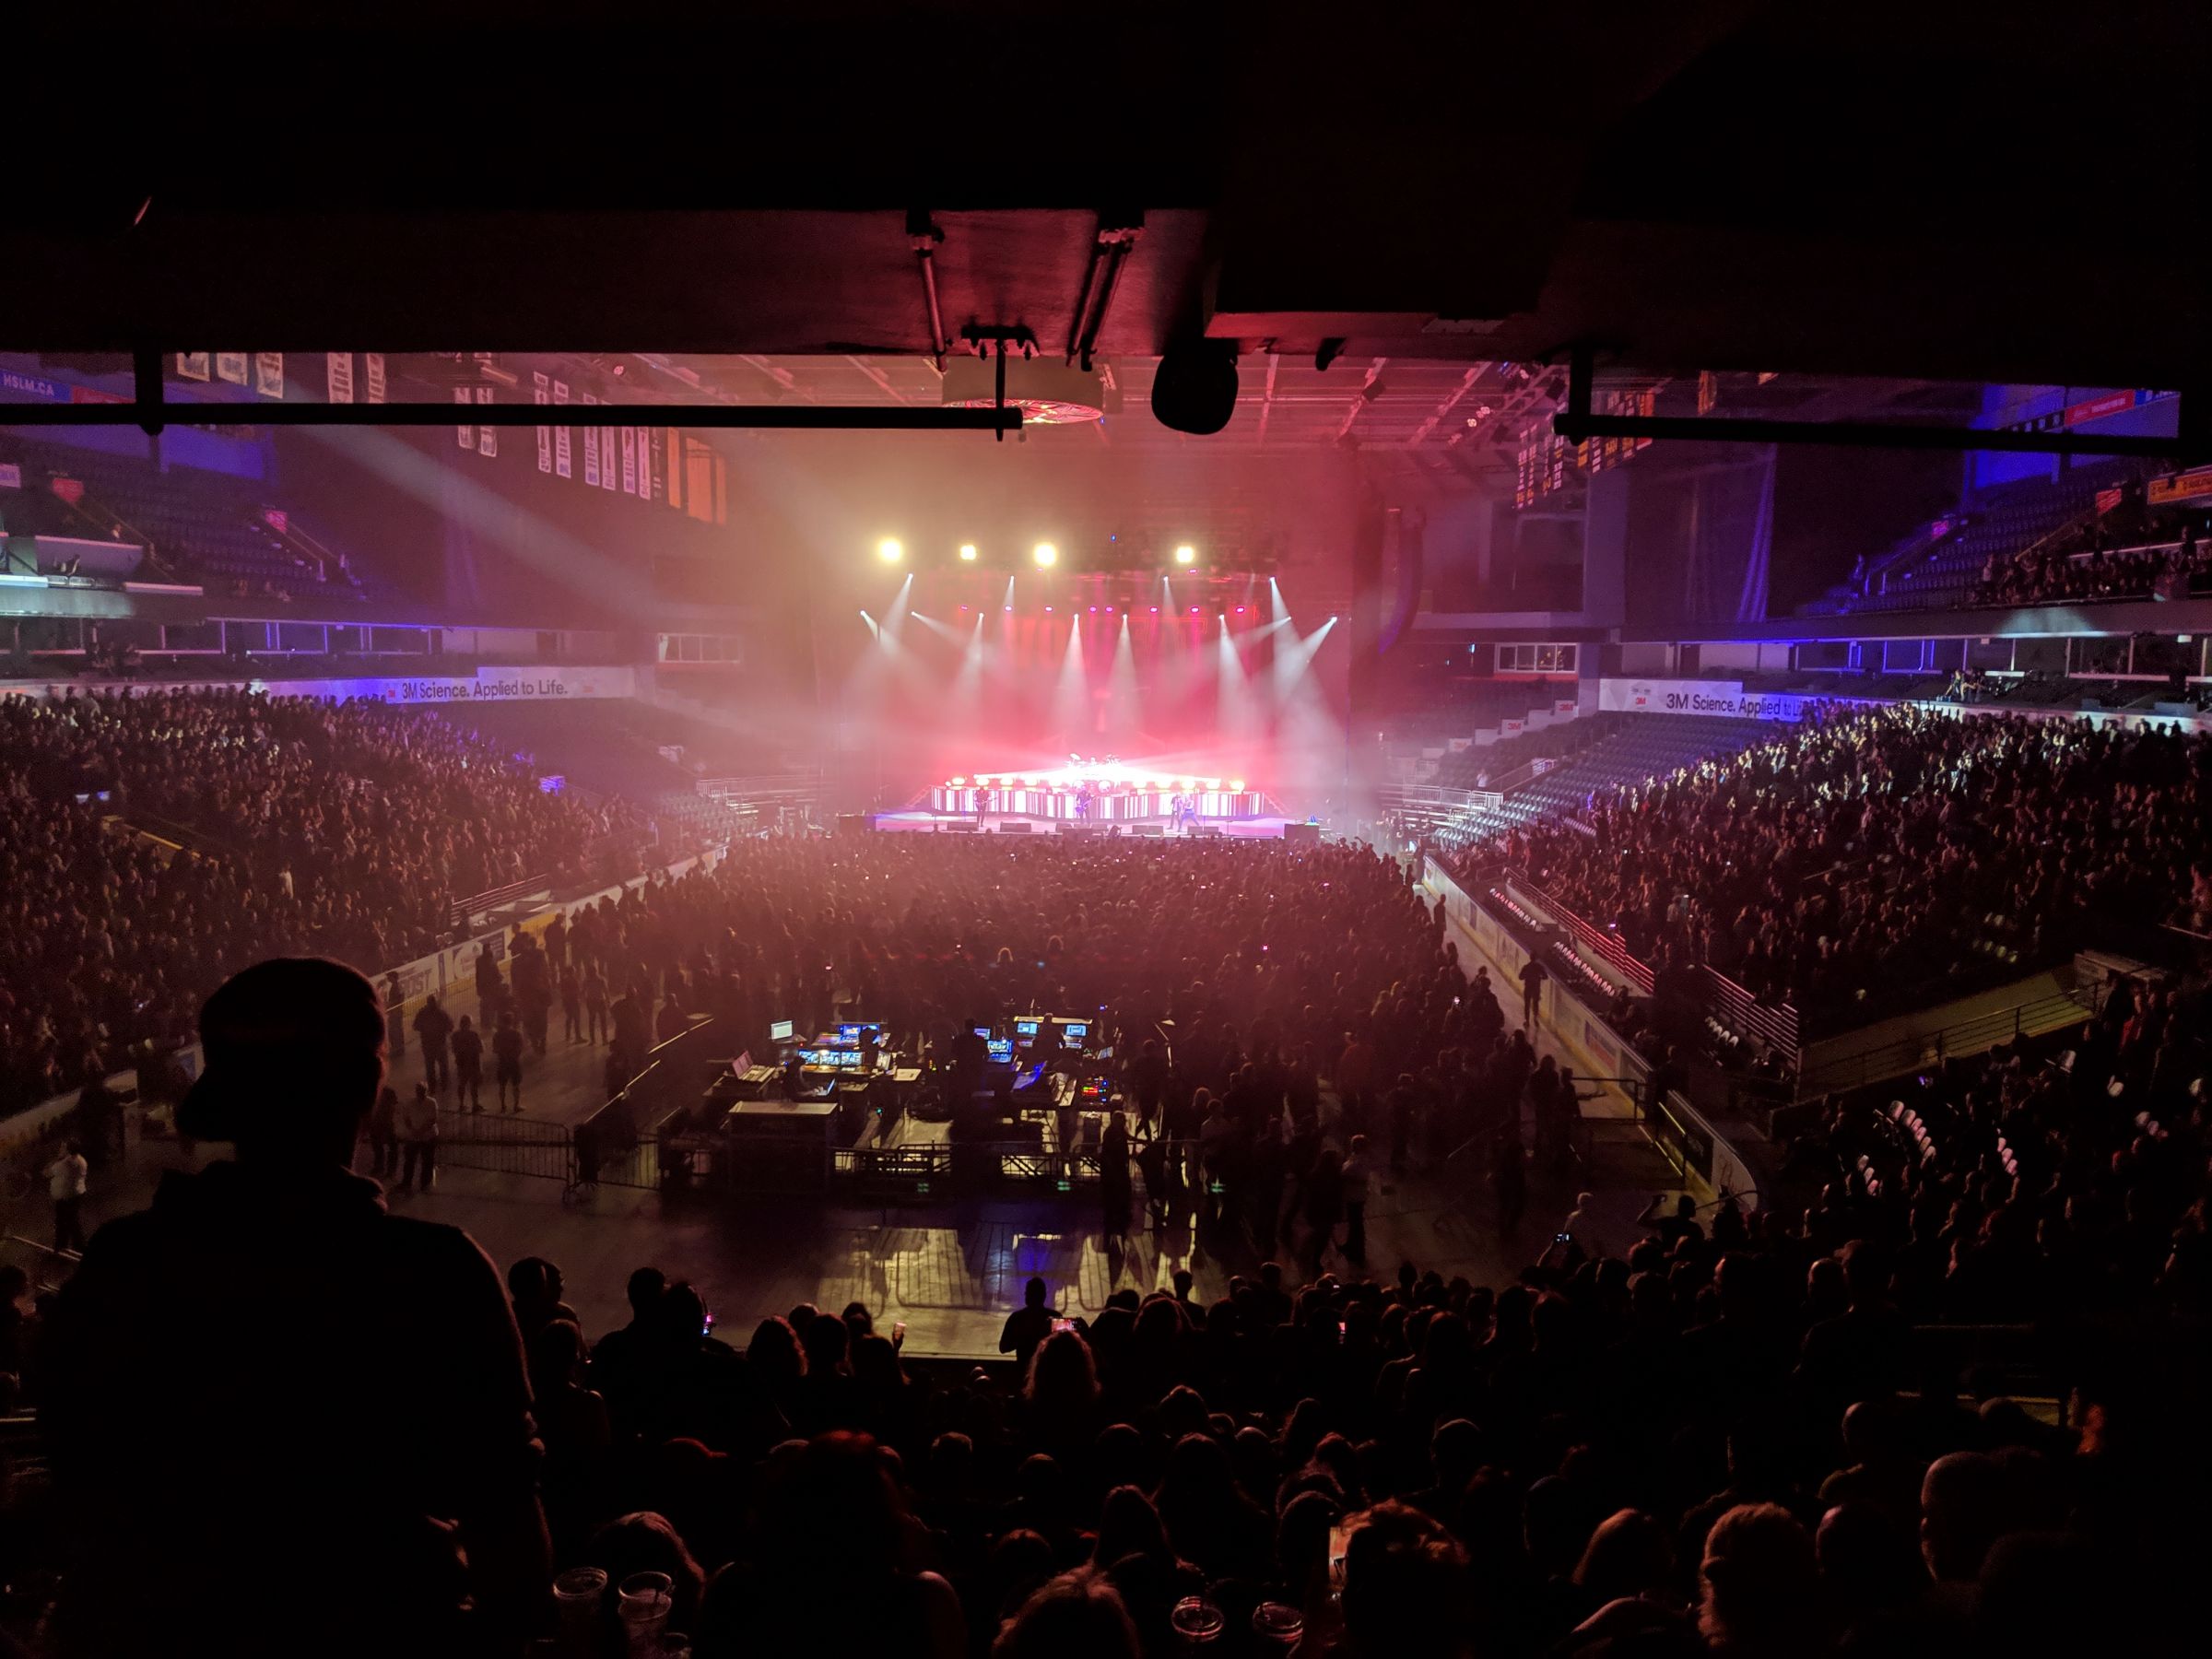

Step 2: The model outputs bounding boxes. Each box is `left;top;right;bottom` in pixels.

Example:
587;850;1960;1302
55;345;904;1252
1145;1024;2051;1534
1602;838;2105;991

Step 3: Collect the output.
1406;365;1483;447
1335;357;1389;441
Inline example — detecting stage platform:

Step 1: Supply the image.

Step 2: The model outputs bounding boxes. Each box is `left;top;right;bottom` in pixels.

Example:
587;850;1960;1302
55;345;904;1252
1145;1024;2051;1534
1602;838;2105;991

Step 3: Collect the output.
872;811;1303;840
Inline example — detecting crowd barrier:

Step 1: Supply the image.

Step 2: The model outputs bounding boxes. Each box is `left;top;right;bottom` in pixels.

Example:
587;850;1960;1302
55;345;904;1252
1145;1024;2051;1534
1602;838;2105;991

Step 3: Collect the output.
1425;855;1761;1208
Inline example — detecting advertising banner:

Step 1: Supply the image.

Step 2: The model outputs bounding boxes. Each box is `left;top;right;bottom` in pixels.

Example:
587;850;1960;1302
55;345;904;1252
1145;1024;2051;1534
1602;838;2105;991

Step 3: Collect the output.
251;665;639;706
1598;678;1819;722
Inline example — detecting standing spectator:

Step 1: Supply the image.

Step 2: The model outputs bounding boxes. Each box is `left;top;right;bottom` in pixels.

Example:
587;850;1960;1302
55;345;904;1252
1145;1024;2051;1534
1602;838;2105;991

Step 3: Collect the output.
397;1080;440;1191
413;994;453;1089
585;966;612;1045
39;957;548;1658
46;1138;88;1253
999;1277;1056;1371
494;1011;527;1112
364;1084;400;1179
561;963;585;1044
451;1014;485;1112
1519;956;1547;1028
1341;1133;1371;1267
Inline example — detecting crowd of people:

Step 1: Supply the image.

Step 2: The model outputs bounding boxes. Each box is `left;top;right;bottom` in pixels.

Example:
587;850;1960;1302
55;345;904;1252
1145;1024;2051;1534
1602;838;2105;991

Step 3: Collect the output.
12;928;2206;1658
0;687;653;1112
1465;703;2212;1027
1973;523;2206;608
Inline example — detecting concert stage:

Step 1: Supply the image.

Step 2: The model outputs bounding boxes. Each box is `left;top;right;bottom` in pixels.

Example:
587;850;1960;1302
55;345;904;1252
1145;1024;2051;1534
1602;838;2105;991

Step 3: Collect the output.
873;811;1302;839
924;763;1271;825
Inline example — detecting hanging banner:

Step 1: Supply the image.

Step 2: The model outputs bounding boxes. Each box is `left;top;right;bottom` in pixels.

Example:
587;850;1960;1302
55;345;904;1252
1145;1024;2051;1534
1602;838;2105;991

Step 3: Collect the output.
174;352;211;382
0;464;19;489
533;371;552;473
649;427;667;505
454;386;475;448
325;352;355;404
364;352;387;405
476;386;497;456
553;382;572;478
2147;466;2212;508
216;352;250;387
621;426;638;495
253;352;285;399
582;394;602;486
600;422;616;491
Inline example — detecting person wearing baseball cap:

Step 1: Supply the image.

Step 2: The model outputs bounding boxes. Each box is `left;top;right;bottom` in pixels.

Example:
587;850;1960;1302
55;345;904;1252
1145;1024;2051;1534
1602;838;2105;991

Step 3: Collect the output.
41;958;548;1657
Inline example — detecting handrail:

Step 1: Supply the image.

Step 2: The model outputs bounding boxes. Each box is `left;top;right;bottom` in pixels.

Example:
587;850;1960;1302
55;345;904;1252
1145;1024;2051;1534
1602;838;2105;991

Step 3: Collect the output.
1795;985;2098;1097
5;1233;82;1266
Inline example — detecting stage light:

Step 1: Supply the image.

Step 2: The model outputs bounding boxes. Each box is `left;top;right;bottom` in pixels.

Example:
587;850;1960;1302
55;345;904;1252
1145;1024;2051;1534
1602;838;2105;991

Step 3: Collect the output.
958;543;978;561
1189;606;1199;614
1033;542;1058;568
1174;545;1197;565
1235;606;1245;614
877;538;904;563
1004;605;1013;611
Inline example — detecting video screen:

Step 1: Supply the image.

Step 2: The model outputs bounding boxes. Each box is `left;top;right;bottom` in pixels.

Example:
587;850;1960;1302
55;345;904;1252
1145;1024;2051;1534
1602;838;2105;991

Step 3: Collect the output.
1016;1018;1041;1037
987;1038;1014;1063
770;1019;794;1041
1061;1021;1089;1043
839;1022;883;1043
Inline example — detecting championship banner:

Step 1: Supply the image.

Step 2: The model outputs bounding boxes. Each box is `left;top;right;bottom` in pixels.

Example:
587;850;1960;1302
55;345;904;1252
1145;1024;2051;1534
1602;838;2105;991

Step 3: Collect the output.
649;427;666;505
581;394;602;485
364;353;387;405
621;426;638;495
216;352;250;387
174;352;211;382
476;386;497;456
599;423;616;491
553;382;572;478
454;386;475;448
326;352;355;403
253;352;285;399
533;371;553;473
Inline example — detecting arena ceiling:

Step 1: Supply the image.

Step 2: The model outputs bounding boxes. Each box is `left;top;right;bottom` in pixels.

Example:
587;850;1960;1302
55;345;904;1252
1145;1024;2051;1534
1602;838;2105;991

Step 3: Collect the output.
14;2;2208;394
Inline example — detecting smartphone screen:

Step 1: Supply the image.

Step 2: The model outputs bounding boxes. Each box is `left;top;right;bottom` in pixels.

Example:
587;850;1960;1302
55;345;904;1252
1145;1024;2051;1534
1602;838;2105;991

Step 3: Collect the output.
1052;1317;1076;1335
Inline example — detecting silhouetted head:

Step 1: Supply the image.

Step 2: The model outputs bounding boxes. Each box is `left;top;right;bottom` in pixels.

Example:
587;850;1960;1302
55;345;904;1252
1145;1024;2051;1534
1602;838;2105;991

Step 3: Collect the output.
178;959;384;1163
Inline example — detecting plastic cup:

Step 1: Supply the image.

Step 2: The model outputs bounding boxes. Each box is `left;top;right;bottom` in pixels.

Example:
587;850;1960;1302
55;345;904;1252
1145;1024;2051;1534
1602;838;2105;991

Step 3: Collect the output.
618;1572;674;1651
1253;1601;1304;1650
1171;1595;1224;1646
552;1566;607;1654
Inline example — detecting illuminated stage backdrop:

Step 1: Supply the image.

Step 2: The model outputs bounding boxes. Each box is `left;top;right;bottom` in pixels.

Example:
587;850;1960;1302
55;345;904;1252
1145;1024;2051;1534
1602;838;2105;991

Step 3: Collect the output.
840;576;1346;812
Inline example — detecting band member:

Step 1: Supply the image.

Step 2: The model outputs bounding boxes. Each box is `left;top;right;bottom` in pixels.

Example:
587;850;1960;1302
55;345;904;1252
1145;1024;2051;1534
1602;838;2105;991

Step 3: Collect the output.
976;784;991;828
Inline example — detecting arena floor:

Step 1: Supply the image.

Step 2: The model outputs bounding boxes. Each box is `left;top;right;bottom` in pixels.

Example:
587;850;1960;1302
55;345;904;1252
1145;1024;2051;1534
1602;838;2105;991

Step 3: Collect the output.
870;811;1305;839
33;886;1683;1359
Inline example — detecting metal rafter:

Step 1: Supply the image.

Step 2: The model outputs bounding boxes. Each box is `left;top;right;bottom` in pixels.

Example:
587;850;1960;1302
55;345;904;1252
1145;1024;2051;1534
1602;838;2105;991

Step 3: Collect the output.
1334;357;1389;441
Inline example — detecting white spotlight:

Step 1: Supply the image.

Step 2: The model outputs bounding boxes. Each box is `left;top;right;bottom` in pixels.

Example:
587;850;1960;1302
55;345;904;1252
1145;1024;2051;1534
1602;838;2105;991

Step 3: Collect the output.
1033;542;1058;569
877;538;904;564
1173;545;1196;566
959;543;979;561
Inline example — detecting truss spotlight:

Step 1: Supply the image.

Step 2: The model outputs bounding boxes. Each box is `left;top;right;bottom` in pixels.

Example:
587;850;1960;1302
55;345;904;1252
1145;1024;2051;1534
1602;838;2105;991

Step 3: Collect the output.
959;543;978;561
1173;545;1196;566
877;538;904;564
1033;542;1058;569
